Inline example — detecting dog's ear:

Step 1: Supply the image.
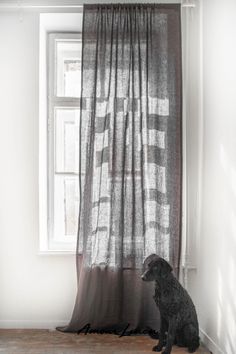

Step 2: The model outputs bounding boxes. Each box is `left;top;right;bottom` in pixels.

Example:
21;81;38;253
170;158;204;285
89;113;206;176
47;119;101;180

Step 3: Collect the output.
158;258;173;277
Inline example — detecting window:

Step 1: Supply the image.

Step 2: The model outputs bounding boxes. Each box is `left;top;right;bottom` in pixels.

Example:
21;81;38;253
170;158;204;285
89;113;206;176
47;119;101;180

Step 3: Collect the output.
39;14;83;253
47;33;82;251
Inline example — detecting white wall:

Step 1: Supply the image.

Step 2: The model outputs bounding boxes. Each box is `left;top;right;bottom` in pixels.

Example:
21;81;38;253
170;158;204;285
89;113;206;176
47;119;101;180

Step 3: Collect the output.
0;12;77;329
188;1;236;353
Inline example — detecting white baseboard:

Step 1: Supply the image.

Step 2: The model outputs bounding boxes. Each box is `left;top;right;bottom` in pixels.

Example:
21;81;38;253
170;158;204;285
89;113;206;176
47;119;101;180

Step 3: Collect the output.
200;328;224;354
0;320;69;330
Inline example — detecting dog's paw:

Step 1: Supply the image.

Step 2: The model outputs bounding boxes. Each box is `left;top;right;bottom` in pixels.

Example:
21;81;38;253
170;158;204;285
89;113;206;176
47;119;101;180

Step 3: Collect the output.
161;351;170;354
152;344;163;352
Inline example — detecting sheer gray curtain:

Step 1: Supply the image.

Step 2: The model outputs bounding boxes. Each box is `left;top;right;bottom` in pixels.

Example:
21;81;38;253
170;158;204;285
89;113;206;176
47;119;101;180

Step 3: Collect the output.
60;3;182;333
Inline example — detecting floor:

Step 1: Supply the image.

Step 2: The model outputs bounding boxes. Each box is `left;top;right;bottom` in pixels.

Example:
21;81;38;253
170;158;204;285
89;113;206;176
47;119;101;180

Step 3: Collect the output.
0;329;211;354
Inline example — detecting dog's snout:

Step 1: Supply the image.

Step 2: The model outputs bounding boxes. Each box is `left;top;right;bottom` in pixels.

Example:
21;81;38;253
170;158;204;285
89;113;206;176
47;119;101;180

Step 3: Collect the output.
141;274;146;281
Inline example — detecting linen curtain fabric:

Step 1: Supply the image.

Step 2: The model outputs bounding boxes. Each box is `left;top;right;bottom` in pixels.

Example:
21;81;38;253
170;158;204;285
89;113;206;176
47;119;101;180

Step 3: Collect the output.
60;3;182;333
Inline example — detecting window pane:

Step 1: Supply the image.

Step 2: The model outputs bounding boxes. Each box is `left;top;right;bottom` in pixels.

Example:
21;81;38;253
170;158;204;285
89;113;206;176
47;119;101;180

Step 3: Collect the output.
56;40;81;97
54;175;79;238
55;108;80;173
64;178;79;236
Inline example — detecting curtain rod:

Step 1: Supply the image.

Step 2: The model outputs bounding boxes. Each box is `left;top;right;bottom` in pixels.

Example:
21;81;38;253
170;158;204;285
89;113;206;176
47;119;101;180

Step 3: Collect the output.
0;3;196;10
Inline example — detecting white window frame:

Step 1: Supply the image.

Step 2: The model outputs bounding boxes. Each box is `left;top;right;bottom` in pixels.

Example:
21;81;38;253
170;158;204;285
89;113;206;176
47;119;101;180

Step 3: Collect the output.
48;32;81;251
39;13;82;254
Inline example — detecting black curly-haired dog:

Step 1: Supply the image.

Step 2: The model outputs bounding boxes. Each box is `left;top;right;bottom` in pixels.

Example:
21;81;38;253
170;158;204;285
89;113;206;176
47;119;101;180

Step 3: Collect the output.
142;254;200;354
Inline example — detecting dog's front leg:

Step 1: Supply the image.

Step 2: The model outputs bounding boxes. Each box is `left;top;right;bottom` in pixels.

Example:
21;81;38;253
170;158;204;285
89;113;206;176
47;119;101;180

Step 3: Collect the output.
152;318;167;352
161;318;177;354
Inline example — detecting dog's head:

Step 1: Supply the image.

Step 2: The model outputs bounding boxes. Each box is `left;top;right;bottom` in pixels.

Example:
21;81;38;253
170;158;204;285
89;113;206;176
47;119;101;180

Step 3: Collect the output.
141;254;173;281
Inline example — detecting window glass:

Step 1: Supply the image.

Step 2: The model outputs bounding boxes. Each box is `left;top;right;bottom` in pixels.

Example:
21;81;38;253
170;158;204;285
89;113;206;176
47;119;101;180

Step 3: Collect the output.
55;108;80;173
56;41;81;97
